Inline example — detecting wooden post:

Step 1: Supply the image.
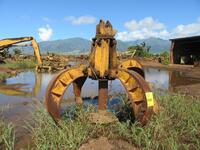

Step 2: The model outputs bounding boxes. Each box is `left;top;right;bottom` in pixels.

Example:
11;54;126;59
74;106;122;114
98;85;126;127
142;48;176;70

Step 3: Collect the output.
170;41;175;64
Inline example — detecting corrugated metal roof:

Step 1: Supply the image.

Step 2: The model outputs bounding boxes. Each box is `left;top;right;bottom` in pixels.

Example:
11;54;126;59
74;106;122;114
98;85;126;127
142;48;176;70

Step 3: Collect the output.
170;35;200;42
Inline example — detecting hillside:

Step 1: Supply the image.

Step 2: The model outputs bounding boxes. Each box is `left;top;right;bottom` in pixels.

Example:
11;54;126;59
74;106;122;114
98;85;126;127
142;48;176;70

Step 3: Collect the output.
124;37;171;53
38;38;91;55
22;37;171;55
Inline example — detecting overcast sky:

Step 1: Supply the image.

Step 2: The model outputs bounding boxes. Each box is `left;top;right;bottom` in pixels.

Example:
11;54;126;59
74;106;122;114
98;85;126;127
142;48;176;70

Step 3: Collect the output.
0;0;200;41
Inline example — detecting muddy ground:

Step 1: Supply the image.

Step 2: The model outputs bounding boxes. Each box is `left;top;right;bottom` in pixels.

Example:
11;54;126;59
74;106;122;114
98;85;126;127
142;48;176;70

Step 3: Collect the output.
79;137;137;150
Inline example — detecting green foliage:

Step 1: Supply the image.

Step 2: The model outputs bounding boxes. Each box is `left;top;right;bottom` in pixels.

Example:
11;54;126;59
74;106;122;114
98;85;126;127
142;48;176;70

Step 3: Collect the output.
0;73;10;82
27;105;97;150
160;51;170;65
0;119;15;150
127;42;152;57
162;58;170;65
13;48;22;55
0;49;10;58
160;51;169;57
1;60;36;69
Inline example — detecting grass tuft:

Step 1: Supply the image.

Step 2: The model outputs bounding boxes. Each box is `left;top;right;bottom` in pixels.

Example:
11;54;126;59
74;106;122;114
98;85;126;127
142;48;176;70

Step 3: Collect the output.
0;73;10;82
27;105;98;150
0;119;15;150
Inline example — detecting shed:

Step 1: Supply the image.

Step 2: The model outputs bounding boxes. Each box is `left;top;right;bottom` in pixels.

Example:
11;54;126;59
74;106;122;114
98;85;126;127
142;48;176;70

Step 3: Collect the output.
170;35;200;66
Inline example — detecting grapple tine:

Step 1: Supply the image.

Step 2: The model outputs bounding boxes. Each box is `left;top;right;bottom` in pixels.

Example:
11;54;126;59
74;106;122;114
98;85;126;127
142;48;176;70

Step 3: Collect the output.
73;76;87;105
45;65;87;121
116;69;156;125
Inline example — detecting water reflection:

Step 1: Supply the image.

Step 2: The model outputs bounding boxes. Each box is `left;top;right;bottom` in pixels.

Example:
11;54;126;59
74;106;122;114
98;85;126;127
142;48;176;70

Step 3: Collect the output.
0;67;200;105
0;73;42;97
168;70;200;94
144;68;169;90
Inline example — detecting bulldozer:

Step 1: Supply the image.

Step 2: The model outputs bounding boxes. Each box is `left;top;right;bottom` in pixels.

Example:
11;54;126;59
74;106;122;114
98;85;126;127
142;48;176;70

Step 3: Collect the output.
45;20;157;125
0;37;65;72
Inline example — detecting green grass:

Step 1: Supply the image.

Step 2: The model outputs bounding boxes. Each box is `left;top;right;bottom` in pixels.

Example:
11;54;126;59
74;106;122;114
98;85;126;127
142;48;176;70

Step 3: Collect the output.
115;93;200;149
0;60;36;70
0;93;199;149
0;73;10;82
26;93;200;150
0;119;15;150
26;105;97;150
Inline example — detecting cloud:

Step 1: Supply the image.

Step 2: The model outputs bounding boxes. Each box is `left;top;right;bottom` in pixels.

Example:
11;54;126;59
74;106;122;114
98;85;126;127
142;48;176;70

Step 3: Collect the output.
117;17;200;41
117;29;169;41
64;16;97;25
171;19;200;38
38;24;53;41
124;17;165;31
117;17;168;41
198;17;200;22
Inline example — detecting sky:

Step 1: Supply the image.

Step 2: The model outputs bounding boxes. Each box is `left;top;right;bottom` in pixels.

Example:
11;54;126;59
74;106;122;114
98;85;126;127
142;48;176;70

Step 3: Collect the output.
0;0;200;42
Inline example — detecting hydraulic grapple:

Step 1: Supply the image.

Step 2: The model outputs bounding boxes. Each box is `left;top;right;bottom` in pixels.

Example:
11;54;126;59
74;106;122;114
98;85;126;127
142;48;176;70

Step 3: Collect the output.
45;20;157;125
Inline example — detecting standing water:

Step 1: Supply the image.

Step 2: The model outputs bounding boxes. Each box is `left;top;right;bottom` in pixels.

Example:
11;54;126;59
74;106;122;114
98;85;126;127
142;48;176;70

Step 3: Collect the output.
0;67;200;148
1;67;200;116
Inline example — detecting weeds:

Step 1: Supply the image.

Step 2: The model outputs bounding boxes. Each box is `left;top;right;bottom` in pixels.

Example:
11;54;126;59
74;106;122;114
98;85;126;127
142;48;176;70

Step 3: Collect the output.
0;119;15;150
3;93;200;149
115;93;200;149
0;73;10;82
27;105;99;150
28;93;200;149
0;60;36;69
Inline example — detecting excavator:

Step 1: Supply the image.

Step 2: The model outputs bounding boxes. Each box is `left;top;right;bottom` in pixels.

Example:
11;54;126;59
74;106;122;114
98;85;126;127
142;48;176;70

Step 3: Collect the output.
0;37;52;72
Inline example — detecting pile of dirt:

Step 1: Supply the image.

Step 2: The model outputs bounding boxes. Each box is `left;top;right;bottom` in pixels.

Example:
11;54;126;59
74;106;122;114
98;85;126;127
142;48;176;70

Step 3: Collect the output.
79;137;138;150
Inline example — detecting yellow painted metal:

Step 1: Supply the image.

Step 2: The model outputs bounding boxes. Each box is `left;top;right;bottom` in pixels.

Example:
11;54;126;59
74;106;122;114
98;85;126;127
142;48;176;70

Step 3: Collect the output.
31;38;42;66
96;20;117;37
89;20;118;79
94;40;109;77
0;37;32;49
45;65;87;119
119;59;144;77
45;20;157;124
115;69;155;123
0;37;42;66
119;59;143;70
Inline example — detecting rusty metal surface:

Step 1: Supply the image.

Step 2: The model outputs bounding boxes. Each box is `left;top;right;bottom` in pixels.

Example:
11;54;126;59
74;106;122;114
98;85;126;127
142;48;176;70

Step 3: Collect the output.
116;69;154;124
45;20;157;125
45;65;87;120
73;76;87;104
98;80;108;110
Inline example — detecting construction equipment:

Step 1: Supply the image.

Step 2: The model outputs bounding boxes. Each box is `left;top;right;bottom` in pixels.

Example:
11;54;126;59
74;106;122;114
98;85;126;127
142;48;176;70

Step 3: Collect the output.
45;20;157;125
0;37;54;72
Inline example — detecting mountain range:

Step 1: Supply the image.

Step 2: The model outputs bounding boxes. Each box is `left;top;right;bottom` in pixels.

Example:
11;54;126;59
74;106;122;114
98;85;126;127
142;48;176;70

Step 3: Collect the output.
23;37;171;55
